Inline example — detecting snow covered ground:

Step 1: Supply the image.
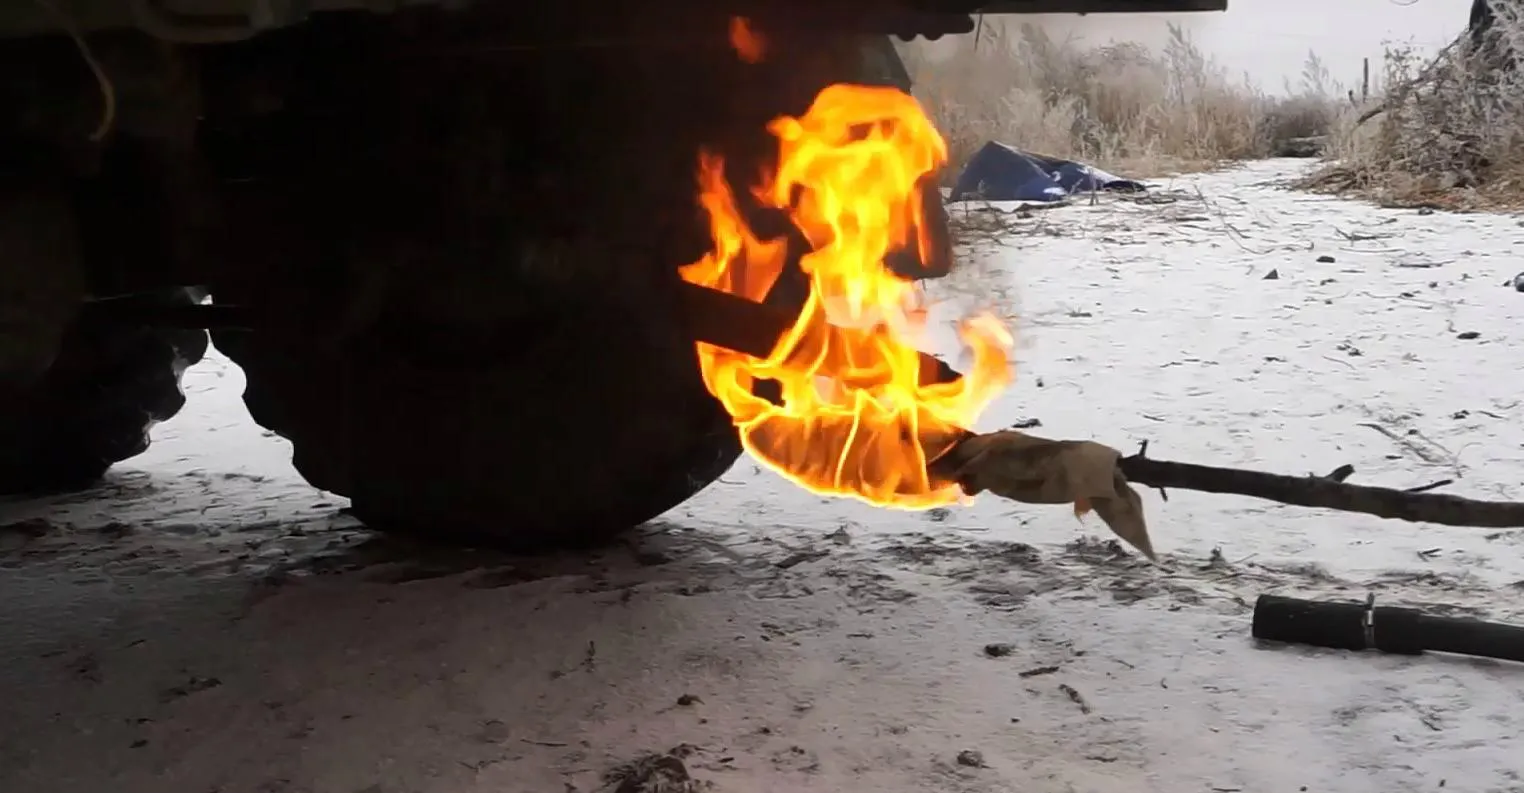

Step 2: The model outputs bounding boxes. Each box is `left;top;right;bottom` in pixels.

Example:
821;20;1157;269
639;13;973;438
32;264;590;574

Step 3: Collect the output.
2;159;1522;793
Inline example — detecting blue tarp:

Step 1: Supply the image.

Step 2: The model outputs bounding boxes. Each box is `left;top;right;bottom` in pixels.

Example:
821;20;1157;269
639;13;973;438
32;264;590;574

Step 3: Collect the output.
949;141;1147;203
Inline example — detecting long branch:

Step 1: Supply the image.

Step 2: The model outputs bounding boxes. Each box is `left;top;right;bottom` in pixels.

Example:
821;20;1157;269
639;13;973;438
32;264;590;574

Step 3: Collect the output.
931;429;1524;531
1116;451;1524;528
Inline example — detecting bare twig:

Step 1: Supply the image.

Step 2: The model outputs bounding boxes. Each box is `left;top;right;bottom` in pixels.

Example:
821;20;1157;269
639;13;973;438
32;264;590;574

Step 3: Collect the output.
1355;421;1450;466
1353;36;1464;129
1323;464;1356;482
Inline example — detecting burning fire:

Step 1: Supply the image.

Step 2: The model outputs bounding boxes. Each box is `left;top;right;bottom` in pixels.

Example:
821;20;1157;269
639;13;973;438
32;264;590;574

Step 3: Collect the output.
679;82;1014;509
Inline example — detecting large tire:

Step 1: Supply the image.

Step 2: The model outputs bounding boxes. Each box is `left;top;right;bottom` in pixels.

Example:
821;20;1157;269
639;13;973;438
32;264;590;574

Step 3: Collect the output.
195;22;926;549
0;289;209;495
211;278;743;549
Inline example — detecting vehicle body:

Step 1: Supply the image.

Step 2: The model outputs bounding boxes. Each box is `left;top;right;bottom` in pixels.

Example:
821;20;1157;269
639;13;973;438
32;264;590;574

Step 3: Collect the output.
0;0;1224;547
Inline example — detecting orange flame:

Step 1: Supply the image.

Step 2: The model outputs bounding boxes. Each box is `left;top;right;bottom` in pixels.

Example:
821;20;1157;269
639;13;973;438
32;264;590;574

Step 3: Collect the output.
680;84;1014;509
729;16;767;63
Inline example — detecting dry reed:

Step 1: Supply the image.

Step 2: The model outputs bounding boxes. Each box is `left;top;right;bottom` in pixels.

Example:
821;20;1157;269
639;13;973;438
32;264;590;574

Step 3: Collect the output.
903;21;1341;180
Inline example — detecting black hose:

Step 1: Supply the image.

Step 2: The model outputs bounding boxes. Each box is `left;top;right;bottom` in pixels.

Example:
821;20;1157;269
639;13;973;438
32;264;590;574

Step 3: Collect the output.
1253;594;1524;663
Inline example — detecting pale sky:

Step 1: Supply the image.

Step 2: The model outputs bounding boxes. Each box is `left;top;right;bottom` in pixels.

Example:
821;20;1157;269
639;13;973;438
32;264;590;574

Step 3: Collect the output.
984;0;1473;92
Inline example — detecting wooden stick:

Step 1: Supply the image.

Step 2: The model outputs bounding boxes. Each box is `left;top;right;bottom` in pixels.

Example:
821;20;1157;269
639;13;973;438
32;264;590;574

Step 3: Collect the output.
932;428;1524;529
1115;448;1524;528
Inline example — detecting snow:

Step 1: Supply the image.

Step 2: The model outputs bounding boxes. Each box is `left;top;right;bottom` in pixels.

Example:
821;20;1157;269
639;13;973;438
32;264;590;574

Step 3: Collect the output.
2;159;1523;793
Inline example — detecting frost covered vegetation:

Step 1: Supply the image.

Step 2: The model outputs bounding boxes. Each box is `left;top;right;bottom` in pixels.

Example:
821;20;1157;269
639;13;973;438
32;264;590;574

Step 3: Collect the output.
1309;8;1524;209
902;22;1342;178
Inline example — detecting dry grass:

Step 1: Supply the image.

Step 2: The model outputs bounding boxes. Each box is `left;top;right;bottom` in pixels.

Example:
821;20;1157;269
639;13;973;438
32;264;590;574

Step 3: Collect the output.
904;21;1341;180
1306;10;1524;210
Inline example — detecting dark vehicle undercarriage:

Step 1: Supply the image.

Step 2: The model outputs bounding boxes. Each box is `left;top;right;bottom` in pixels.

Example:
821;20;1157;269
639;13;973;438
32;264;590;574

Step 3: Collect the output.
0;0;1225;547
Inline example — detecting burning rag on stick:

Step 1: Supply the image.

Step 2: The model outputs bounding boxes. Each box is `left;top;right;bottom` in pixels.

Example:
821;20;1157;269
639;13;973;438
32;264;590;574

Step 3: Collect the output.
675;40;1159;560
677;87;1150;559
930;431;1155;560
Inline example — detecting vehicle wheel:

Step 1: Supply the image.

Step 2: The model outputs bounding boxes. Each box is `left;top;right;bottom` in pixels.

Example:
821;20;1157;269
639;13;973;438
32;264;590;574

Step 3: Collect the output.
211;277;744;550
0;289;209;496
192;24;926;548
